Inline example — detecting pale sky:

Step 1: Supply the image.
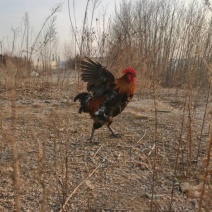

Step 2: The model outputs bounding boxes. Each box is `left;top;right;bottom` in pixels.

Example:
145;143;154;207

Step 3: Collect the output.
0;0;121;58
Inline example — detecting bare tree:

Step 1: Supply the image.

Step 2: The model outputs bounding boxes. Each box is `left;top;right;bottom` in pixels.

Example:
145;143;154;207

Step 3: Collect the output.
11;27;20;56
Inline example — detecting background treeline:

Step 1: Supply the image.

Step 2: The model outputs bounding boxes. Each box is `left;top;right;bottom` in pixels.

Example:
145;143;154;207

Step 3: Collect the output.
68;0;212;89
1;0;211;88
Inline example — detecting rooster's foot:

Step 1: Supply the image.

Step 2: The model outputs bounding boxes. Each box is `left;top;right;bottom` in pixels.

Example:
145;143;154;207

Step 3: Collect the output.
87;137;99;145
110;133;122;138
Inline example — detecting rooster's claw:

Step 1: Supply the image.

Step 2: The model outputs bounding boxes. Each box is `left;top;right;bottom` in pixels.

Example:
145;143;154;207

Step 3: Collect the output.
110;133;122;138
87;137;99;145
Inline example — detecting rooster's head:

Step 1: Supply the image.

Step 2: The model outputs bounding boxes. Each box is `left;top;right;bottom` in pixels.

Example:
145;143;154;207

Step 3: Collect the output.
123;67;136;82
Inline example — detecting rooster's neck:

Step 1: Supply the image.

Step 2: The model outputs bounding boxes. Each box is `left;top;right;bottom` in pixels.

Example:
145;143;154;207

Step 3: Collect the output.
114;75;136;96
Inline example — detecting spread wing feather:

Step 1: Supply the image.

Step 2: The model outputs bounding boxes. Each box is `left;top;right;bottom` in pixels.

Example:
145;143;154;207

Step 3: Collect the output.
81;57;115;96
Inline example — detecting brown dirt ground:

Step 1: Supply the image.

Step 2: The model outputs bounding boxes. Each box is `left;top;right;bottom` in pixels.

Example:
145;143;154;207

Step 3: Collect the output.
0;71;211;211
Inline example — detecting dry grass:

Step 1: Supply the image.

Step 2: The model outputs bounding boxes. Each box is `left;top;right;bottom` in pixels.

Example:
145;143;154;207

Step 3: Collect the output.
0;63;211;211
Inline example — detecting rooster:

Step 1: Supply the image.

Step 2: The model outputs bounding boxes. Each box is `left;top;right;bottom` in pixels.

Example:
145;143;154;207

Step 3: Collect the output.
74;57;136;142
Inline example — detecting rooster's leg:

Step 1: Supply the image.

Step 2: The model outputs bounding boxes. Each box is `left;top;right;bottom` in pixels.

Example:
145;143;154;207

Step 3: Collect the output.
89;127;95;142
107;126;116;136
89;123;102;143
107;126;121;138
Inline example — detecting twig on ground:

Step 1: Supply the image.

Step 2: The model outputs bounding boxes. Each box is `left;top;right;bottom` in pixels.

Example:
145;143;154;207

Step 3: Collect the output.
60;164;101;212
148;144;155;156
137;130;147;143
93;144;104;159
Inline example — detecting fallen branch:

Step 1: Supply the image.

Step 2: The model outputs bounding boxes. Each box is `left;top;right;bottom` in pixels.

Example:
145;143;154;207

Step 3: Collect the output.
60;164;101;212
137;130;147;143
93;144;104;159
148;144;156;156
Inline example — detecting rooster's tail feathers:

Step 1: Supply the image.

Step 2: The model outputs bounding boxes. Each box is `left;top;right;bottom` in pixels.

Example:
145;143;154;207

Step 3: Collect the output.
74;92;91;113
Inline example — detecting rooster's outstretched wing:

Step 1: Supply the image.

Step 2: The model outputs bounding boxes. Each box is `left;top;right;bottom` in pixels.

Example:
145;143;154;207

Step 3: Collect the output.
81;57;115;96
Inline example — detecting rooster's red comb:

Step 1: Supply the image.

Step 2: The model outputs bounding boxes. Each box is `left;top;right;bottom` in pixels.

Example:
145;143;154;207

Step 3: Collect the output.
123;67;136;75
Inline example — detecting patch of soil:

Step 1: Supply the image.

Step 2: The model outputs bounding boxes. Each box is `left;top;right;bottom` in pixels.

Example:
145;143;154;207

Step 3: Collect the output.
0;80;211;211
